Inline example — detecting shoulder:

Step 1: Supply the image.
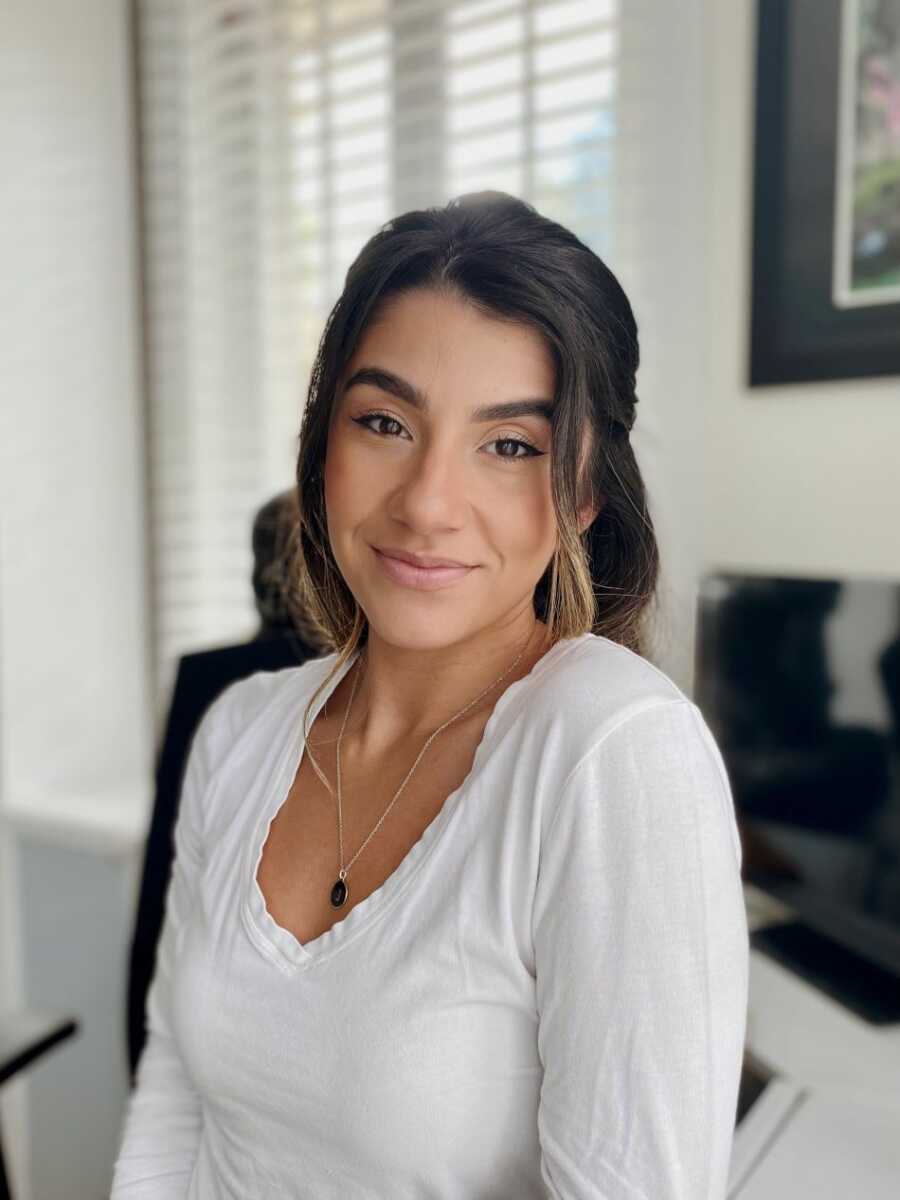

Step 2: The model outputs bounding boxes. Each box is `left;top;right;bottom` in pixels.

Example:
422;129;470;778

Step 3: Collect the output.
547;632;689;703
527;632;692;750
191;653;337;764
521;635;740;857
541;639;741;866
541;632;729;788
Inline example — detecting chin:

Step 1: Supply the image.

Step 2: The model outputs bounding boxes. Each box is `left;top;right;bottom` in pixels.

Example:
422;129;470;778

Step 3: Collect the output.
363;606;482;648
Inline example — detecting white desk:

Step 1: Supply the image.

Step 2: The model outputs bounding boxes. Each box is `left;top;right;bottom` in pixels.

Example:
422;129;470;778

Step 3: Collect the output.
728;885;900;1198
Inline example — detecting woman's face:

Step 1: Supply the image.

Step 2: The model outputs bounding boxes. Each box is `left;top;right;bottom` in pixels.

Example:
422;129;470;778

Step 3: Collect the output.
323;287;567;651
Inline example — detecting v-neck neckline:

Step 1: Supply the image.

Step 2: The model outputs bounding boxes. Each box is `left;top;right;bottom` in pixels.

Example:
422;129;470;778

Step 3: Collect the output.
240;632;590;973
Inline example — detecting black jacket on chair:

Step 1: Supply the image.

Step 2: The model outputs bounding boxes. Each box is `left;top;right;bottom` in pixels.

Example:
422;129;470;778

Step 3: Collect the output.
126;630;325;1082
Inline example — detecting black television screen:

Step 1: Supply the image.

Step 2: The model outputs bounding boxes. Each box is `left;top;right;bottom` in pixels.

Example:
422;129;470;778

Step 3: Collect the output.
694;571;900;1015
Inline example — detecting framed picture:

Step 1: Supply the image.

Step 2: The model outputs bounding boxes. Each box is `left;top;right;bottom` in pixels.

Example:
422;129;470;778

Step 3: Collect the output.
750;0;900;386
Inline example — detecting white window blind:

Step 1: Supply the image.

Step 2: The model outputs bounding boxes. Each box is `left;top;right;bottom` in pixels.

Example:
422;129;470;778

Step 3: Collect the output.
137;0;697;726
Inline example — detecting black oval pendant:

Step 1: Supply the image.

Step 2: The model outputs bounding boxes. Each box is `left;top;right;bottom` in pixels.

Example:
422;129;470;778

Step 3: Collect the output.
330;878;349;908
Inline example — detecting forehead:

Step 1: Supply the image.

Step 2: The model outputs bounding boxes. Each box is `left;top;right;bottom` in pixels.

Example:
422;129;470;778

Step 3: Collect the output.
344;289;556;392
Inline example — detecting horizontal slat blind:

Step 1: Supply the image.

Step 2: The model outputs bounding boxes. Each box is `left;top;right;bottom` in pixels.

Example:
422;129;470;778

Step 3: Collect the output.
138;0;686;722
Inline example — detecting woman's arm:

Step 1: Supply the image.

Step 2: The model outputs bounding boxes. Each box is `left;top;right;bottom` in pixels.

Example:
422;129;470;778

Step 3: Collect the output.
532;699;749;1200
110;688;230;1197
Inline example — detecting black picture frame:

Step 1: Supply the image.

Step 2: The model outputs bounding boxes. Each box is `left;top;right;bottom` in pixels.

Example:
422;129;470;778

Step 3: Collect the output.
750;0;900;386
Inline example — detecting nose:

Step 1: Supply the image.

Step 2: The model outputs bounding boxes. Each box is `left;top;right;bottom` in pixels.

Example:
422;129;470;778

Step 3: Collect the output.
388;436;471;525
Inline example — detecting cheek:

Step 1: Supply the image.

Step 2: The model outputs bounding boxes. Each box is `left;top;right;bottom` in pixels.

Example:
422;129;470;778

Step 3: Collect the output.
323;434;368;516
325;418;400;486
487;473;557;554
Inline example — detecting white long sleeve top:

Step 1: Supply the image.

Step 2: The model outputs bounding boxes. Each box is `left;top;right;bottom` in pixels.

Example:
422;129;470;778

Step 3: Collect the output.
110;630;749;1199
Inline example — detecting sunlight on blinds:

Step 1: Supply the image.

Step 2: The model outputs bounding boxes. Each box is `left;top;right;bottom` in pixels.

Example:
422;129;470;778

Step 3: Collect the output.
444;0;616;244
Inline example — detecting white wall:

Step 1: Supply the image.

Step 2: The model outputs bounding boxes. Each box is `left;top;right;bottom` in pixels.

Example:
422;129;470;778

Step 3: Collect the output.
620;0;709;695
0;0;150;1196
701;0;900;583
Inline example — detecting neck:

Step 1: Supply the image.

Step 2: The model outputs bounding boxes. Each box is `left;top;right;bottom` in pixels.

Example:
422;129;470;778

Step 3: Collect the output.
333;615;554;759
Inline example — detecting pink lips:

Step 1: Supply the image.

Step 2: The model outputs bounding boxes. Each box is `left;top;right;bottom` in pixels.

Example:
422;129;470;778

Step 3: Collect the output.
373;547;475;591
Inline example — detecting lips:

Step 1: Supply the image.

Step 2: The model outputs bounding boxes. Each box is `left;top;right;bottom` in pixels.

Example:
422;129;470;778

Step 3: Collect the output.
372;547;475;591
374;546;471;569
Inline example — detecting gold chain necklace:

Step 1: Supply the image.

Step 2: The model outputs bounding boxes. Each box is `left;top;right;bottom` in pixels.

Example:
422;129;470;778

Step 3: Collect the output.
303;624;538;909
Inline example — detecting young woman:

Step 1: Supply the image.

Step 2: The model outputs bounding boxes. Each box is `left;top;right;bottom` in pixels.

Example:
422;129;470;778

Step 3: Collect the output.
112;191;749;1198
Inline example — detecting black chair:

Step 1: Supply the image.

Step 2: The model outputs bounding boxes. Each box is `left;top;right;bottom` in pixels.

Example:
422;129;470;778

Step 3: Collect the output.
126;630;324;1082
0;1008;78;1200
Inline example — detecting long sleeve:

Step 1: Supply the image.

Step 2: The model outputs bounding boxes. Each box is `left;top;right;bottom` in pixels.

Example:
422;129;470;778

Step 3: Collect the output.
111;692;226;1197
532;699;749;1200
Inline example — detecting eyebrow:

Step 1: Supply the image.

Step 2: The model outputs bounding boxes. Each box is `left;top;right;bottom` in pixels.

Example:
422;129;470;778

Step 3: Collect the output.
342;365;555;423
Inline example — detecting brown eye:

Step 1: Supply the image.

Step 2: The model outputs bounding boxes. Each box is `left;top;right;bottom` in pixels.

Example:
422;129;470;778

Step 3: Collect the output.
487;436;543;461
352;412;407;439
